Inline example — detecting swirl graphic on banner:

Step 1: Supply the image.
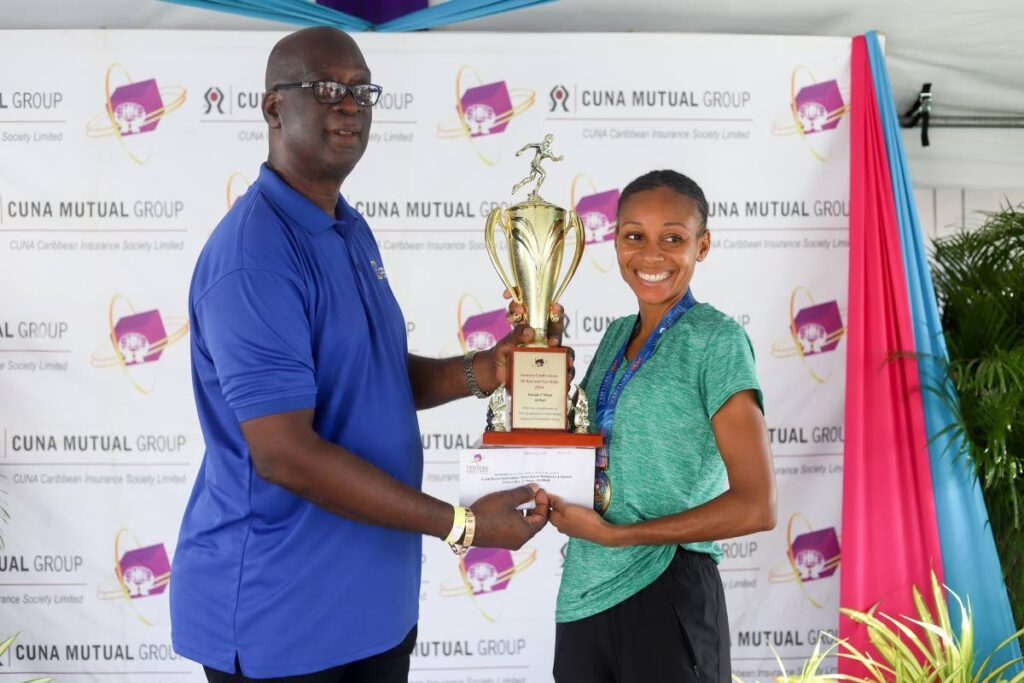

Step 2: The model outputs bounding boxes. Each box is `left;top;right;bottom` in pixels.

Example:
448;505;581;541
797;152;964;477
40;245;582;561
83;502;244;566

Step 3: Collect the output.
226;172;253;210
570;174;620;272
770;287;846;383
768;513;841;608
436;66;535;166
439;546;536;622
85;64;186;165
771;67;849;161
90;294;189;394
96;529;171;626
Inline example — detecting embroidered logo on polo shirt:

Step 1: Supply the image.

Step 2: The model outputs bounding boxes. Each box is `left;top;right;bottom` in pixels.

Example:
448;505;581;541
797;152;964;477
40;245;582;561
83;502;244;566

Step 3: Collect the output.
370;259;387;280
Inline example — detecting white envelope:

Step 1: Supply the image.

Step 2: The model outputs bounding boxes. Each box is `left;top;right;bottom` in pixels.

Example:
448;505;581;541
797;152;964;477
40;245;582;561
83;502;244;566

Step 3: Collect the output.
459;446;596;510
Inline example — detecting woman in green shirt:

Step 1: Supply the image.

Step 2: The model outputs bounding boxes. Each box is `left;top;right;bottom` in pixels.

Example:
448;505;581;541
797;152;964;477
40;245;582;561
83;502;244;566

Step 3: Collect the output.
548;170;776;683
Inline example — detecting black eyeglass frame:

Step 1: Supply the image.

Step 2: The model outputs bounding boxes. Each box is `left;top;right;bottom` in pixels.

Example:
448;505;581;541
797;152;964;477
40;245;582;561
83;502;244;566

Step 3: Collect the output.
271;80;383;107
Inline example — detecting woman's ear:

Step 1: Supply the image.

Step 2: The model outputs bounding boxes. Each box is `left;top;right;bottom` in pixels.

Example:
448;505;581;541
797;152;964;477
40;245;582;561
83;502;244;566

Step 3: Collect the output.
696;229;712;261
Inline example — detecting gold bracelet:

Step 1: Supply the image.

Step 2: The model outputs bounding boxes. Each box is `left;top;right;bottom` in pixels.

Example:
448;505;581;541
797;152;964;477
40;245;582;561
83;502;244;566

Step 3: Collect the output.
450;508;476;556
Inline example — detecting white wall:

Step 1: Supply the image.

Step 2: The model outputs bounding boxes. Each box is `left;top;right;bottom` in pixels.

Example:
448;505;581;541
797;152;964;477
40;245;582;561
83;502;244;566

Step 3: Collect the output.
914;186;1023;240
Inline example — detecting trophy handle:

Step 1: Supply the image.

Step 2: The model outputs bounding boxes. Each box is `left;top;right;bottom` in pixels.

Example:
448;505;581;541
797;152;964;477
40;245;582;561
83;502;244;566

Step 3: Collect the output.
551;210;585;305
485;207;523;304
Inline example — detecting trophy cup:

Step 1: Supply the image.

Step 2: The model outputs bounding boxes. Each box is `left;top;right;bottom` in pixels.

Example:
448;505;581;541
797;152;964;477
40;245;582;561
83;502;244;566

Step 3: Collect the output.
459;135;600;512
481;134;602;449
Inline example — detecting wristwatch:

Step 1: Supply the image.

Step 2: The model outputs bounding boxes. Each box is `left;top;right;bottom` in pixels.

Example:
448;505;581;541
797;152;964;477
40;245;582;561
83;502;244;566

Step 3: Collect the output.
463;349;489;399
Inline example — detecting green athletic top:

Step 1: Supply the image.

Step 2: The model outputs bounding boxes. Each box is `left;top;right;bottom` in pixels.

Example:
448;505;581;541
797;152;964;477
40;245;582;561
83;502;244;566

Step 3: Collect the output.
556;303;762;623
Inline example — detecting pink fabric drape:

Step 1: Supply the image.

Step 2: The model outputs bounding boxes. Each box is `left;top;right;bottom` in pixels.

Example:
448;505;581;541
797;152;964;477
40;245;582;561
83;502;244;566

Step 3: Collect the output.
841;35;945;672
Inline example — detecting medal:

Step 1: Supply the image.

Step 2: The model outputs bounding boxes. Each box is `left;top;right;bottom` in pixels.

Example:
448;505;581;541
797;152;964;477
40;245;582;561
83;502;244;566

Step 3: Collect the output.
594;469;611;514
593;289;698;515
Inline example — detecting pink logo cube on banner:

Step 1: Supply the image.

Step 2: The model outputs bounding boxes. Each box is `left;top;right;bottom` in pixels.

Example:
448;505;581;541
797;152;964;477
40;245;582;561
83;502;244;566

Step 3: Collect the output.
791;527;841;581
794;300;844;356
795;80;844;134
461;308;509;351
110;79;165;136
463;547;516;594
120;544;172;598
575;189;620;245
114;309;169;366
460;81;514;137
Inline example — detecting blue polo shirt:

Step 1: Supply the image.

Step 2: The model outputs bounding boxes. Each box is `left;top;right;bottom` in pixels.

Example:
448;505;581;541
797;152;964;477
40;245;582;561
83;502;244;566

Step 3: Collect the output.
171;164;422;678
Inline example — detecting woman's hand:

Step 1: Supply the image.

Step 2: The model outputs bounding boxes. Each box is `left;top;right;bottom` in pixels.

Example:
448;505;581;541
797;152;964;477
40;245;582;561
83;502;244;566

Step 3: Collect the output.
549;495;623;547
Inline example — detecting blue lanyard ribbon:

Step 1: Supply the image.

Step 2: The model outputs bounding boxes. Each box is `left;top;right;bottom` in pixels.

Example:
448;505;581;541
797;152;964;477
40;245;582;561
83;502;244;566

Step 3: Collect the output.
596;289;698;465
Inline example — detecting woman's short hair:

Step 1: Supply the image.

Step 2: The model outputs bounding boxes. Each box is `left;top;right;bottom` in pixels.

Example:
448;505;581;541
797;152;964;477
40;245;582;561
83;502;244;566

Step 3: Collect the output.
617;169;709;233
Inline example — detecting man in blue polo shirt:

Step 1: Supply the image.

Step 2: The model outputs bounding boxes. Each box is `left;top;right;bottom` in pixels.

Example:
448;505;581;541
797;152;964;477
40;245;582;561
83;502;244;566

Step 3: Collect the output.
171;27;560;682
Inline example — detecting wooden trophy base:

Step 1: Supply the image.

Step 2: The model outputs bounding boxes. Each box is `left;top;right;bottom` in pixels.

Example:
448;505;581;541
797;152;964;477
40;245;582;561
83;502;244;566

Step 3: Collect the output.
482;345;601;447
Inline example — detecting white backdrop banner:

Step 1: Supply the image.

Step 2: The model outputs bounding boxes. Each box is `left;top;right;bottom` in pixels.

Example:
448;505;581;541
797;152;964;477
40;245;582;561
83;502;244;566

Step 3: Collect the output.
0;30;850;683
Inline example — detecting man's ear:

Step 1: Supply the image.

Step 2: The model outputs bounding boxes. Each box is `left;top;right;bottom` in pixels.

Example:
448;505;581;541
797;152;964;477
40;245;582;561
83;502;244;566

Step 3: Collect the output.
262;91;281;128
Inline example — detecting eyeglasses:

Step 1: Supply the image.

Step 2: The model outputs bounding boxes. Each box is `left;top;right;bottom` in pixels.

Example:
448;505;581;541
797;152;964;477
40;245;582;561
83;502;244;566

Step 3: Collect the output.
271;80;383;107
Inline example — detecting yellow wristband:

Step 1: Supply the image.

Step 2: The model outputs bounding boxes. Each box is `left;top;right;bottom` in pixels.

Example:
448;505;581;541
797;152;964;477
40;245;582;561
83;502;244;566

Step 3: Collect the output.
444;506;467;544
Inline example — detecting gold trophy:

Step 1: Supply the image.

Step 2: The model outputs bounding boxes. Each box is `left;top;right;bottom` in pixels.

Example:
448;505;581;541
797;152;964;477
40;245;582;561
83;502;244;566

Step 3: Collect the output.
482;134;602;448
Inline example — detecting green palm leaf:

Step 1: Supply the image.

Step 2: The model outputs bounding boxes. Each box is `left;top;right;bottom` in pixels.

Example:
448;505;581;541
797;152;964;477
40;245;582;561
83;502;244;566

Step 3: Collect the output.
0;633;18;657
0;634;55;683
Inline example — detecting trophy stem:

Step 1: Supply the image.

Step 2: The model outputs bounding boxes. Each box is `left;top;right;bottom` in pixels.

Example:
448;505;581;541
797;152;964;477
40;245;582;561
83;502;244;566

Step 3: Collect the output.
527;327;547;347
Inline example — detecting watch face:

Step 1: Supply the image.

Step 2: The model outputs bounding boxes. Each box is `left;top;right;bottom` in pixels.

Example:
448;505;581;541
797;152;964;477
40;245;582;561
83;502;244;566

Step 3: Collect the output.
594;470;611;514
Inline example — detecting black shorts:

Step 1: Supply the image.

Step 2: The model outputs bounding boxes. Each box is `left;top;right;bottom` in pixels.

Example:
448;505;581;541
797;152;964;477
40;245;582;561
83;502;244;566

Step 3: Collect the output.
203;626;417;683
554;547;730;683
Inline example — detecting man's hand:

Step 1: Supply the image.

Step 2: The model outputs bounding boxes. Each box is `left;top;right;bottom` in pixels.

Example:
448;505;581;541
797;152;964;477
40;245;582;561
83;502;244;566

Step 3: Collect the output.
473;289;575;390
502;288;568;346
470;294;574;394
407;292;572;406
470;484;550;550
549;494;621;547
